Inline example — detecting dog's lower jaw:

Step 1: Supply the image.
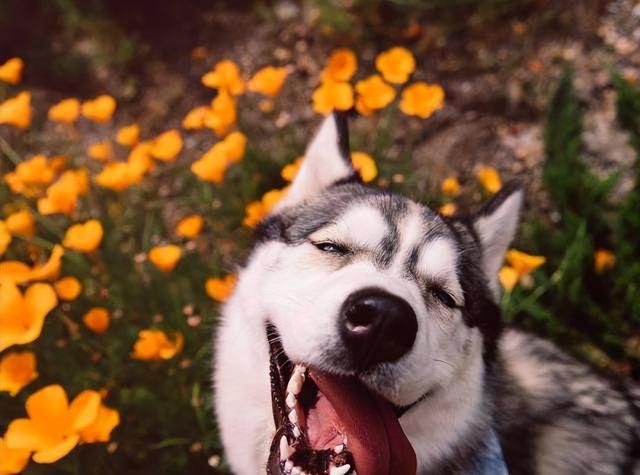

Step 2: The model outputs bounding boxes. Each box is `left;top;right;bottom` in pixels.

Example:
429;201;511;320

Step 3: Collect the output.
401;332;491;474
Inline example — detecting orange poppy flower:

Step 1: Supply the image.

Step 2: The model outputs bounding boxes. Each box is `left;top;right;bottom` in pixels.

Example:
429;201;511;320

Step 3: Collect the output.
5;209;35;238
594;248;616;274
312;81;354;115
321;49;357;83
132;330;183;361
191;145;228;184
354;75;396;114
0;351;38;396
399;82;445;119
37;169;89;216
82;307;110;334
48;98;81;124
176;215;204;239
182;105;209;130
248;66;288;97
53;276;82;301
438;203;457;217
87;141;113;162
204;91;237;136
28;245;65;282
62;220;103;253
351;152;378;183
0;91;32;129
0;57;24;84
441;177;461;197
242;188;288;227
205;274;237;302
375;47;415;84
150;129;183;162
498;266;520;292
476;166;502;194
281;157;304;182
0;436;30;474
201;60;245;95
4;154;56;196
4;385;101;463
148;244;182;272
505;249;546;276
115;123;140;147
79;403;120;443
0;261;31;284
0;221;11;256
81;95;116;123
0;281;58;352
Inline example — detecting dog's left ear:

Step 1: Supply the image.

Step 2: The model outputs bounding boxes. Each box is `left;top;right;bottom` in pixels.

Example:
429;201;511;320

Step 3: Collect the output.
275;112;357;210
472;182;524;296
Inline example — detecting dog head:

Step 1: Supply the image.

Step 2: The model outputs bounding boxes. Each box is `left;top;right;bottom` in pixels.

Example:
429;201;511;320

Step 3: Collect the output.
243;113;522;474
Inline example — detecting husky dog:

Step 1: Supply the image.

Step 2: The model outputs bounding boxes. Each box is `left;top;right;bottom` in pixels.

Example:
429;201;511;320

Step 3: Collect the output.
214;113;640;475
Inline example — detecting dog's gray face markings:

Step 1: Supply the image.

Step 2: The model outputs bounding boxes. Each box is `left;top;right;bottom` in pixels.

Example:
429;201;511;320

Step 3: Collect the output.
251;113;521;407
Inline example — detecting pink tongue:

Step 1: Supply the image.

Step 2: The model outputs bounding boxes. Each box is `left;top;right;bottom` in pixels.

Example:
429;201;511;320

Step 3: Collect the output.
308;370;417;475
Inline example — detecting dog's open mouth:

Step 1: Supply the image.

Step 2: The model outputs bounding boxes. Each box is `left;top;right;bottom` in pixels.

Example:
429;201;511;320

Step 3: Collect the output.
266;325;416;475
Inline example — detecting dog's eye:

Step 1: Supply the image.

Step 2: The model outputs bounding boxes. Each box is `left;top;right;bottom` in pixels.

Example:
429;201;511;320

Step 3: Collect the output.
313;241;348;254
431;287;457;309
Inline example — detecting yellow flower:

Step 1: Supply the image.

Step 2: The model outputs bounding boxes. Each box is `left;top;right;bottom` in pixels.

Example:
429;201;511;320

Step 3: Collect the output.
82;307;110;334
321;49;357;83
399;82;445;119
242;188;288;227
0;91;32;129
248;66;288;97
4;154;56;195
37;169;89;216
4;385;101;463
201;60;245;95
81;95;116;123
176;215;204;239
148;244;182;272
87;140;113;162
221;131;247;164
115;123;140;147
0;281;57;352
48;98;80;124
438;203;457;217
63;220;103;253
182;105;209;130
281;157;304;181
476;166;502;194
191;147;228;184
28;245;65;282
204;91;237;136
0;221;11;256
0;57;24;84
499;266;520;292
375;47;415;84
0;261;31;284
0;436;30;474
205;274;237;302
594;248;616;274
79;403;120;443
351;151;378;183
505;249;545;276
354;75;396;114
441;177;461;197
150;129;183;162
312;81;354;115
5;209;35;238
0;352;38;396
132;330;183;361
53;276;82;301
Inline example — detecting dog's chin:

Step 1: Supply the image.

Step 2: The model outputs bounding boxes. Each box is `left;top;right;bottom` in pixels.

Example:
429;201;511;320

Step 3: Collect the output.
266;324;417;475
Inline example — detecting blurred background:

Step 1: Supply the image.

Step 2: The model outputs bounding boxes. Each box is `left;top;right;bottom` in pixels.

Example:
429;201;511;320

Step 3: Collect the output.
1;0;639;473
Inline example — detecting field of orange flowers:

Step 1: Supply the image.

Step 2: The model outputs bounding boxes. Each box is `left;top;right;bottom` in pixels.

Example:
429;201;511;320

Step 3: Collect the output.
2;26;634;471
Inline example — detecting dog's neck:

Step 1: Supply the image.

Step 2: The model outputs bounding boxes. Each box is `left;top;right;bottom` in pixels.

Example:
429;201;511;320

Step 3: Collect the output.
399;332;495;474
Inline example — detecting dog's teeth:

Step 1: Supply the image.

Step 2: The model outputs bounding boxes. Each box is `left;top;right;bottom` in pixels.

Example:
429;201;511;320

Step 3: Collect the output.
333;444;344;454
286;392;297;408
284;460;294;472
291;466;302;475
288;409;298;424
280;436;293;460
292;426;301;438
286;368;304;395
329;464;351;475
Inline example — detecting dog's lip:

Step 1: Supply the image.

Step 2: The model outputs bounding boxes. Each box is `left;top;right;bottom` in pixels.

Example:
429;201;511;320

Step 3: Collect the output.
265;324;417;475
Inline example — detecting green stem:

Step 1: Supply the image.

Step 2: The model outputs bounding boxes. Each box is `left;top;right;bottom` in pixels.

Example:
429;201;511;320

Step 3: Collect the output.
0;136;22;166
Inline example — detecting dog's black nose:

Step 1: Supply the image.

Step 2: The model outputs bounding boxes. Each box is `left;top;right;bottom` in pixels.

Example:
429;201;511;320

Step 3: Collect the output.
340;287;418;369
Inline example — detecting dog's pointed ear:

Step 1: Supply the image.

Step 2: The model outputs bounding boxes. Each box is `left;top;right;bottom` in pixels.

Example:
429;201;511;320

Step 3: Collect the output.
275;112;357;210
472;181;524;295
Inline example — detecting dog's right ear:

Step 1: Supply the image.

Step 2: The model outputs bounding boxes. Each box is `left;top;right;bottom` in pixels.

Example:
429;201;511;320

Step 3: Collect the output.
275;112;357;210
